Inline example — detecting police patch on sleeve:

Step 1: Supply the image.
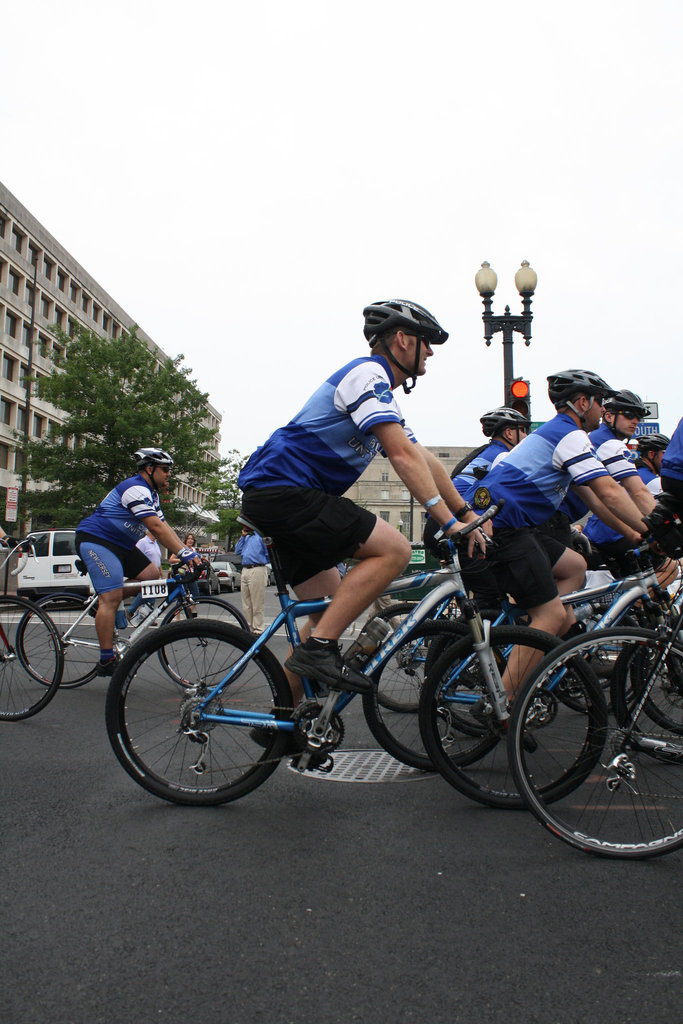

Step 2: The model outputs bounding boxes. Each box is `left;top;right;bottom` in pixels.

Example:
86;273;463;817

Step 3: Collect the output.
473;486;491;510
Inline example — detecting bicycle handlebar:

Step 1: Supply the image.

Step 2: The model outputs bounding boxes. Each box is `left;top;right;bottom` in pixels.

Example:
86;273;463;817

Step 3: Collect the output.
167;558;211;586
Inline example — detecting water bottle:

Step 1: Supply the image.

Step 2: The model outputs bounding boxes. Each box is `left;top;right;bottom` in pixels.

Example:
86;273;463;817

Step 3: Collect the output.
115;608;128;630
129;603;153;628
343;616;392;666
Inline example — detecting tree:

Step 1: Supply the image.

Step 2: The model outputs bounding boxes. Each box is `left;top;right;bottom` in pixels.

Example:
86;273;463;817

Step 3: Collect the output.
203;449;248;550
22;325;222;527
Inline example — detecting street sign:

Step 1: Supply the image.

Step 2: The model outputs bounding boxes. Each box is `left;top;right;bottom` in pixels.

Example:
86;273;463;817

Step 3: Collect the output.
529;421;545;430
633;422;661;437
410;548;425;564
643;401;659;419
5;486;18;523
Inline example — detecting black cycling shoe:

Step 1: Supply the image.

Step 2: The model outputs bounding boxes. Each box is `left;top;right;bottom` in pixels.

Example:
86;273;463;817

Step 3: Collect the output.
285;641;372;694
96;656;119;677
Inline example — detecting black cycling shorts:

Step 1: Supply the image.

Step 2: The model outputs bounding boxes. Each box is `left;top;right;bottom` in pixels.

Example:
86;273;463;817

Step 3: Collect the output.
488;527;567;610
241;486;376;587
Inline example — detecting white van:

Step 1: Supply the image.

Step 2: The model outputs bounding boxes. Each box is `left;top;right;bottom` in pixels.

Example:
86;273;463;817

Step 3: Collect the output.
16;529;93;599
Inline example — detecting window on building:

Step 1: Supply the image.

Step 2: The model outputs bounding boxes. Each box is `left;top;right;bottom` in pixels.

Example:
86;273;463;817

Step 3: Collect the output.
14;449;24;474
8;268;21;295
102;313;110;332
57;269;66;292
25;283;34;307
68;317;77;338
42;255;53;280
81;293;90;314
0;216;5;238
381;489;389;500
0;444;9;470
2;355;16;382
41;294;51;318
70;281;79;303
12;227;24;254
32;413;45;437
402;490;409;500
5;312;18;339
92;303;100;324
438;452;450;459
381;471;389;482
54;307;64;329
0;398;13;425
112;322;120;339
22;322;32;346
379;511;390;523
28;243;40;267
16;405;26;433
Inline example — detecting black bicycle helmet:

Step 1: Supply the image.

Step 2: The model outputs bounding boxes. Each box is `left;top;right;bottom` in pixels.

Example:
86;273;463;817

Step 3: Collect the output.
135;447;174;470
603;389;648;419
636;432;670;454
480;406;532;437
363;300;449;346
547;369;615;408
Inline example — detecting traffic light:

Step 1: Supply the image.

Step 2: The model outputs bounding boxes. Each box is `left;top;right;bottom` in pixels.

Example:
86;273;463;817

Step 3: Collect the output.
508;377;531;418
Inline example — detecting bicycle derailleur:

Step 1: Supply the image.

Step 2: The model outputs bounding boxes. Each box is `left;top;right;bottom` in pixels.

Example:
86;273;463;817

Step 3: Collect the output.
178;687;215;775
290;698;345;774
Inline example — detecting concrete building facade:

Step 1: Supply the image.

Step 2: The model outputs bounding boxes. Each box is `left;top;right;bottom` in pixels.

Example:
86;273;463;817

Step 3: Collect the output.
344;444;472;543
0;181;221;533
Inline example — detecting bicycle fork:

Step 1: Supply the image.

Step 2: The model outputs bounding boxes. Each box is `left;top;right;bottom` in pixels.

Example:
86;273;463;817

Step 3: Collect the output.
471;619;510;723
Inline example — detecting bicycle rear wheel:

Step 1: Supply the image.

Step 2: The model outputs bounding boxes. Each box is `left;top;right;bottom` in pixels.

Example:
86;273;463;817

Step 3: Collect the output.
419;625;565;808
36;592;99;687
106;620;293;805
161;594;249;631
362;620;468;770
509;628;683;858
0;596;63;720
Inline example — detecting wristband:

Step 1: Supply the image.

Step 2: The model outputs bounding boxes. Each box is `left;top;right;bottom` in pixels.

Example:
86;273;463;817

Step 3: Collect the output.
455;502;474;520
423;495;442;510
434;516;457;540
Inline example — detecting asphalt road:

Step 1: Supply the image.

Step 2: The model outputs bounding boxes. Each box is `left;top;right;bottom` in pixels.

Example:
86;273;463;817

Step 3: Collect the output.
1;587;682;1024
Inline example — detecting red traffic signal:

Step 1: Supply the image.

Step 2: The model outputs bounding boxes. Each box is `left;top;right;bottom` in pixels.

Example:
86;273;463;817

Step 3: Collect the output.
508;377;531;417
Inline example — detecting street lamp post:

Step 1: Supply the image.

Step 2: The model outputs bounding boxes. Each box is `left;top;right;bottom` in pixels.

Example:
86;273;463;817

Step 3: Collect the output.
475;260;537;407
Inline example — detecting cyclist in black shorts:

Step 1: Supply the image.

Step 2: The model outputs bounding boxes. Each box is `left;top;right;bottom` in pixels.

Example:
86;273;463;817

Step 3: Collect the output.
238;299;487;698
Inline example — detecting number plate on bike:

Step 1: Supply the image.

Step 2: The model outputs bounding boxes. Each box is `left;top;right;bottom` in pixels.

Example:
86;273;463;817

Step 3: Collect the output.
140;580;168;599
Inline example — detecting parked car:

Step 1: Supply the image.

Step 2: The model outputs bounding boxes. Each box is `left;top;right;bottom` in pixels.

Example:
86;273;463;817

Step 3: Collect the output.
16;529;93;599
223;553;242;590
197;562;221;595
210;561;240;592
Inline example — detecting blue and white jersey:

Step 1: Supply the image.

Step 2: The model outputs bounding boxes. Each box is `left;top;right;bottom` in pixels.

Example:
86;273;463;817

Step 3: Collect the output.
238;355;414;496
588;423;638;482
475;413;608;529
452;439;507;503
583;463;658;547
662;417;683;483
77;474;164;549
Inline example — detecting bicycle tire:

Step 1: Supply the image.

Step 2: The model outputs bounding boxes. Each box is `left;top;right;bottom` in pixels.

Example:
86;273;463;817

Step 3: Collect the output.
419;625;567;808
611;633;683;735
358;603;436;713
35;592;100;688
509;628;683;858
160;594;249;631
105;619;294;805
0;595;64;720
361;620;469;771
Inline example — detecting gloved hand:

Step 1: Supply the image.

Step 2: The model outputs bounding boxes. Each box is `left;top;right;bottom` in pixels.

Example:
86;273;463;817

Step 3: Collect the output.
176;546;198;564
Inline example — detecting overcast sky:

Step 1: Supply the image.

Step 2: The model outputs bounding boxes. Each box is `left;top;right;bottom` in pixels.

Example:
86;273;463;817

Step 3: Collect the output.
3;1;682;458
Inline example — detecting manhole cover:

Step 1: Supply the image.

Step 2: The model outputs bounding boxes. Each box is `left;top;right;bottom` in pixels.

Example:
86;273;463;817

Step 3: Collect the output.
288;748;435;783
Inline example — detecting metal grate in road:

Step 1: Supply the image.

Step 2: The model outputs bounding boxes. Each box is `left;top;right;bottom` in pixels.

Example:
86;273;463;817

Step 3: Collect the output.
288;748;436;784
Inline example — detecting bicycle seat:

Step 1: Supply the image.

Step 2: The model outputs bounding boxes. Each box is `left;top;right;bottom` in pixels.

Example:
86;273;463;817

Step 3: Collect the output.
237;514;270;540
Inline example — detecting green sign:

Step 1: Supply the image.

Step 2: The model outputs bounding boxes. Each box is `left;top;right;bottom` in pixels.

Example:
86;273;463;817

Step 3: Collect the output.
530;421;546;430
410;548;425;564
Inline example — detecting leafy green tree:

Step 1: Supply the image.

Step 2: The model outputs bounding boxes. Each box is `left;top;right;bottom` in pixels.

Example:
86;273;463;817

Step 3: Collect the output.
21;325;222;527
203;449;248;550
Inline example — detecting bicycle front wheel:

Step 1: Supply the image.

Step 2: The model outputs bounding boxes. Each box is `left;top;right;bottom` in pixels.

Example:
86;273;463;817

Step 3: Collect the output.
160;595;249;631
509;628;683;859
105;620;293;805
419;625;563;808
0;596;63;720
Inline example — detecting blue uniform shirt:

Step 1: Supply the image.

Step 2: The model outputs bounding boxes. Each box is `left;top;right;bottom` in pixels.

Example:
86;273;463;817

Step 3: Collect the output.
452;439;508;503
77;474;164;549
662;417;683;483
475;413;608;529
238;355;415;497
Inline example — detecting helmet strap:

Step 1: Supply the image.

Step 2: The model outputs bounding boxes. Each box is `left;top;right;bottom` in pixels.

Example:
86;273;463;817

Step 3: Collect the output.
379;337;416;394
566;398;588;427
